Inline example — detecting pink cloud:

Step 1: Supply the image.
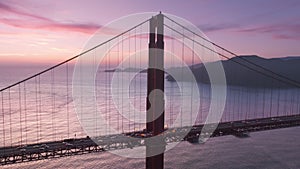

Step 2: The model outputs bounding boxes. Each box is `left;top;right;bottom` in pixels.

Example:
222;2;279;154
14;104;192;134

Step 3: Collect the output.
198;23;240;32
0;2;51;21
197;20;300;41
0;1;101;34
236;23;300;40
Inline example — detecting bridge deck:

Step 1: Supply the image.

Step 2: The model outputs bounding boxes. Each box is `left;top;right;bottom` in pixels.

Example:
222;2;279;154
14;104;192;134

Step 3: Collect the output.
1;114;300;165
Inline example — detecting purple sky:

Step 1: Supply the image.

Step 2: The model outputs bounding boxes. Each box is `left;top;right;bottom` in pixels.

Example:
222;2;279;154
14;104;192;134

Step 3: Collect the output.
0;0;299;64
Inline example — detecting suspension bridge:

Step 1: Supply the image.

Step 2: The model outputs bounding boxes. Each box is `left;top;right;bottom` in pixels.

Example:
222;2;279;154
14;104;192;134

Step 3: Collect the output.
1;13;300;168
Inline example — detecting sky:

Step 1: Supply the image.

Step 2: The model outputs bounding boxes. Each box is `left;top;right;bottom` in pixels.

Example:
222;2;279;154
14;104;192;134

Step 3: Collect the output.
0;0;300;64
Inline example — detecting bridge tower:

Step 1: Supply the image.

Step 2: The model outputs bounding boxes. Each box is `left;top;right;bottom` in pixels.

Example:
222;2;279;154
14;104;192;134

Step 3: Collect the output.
146;13;165;169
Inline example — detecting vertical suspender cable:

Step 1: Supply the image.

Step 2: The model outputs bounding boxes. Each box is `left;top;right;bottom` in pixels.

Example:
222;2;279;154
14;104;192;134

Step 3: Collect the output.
180;29;184;127
93;48;96;136
117;36;120;131
269;80;274;117
105;44;108;135
66;63;70;138
134;28;137;131
35;78;39;143
200;41;204;123
95;50;99;136
237;87;241;120
108;42;111;134
262;88;266;118
2;92;5;148
23;82;27;145
254;89;258;119
139;26;142;130
233;89;237;121
128;31;131;131
8;88;13;146
96;49;98;136
51;70;55;141
284;88;288;116
296;89;300;115
170;22;174;125
8;88;12;146
80;54;83;133
18;84;22;145
276;87;280;117
286;90;295;116
190;33;195;125
38;76;42;142
121;35;124;133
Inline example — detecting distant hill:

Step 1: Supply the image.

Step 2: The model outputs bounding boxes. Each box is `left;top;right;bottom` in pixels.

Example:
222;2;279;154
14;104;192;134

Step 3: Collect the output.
166;55;300;88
